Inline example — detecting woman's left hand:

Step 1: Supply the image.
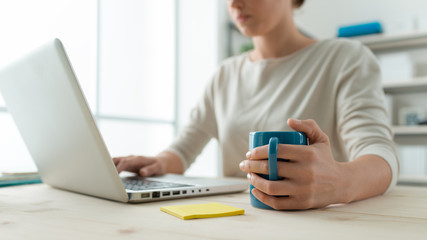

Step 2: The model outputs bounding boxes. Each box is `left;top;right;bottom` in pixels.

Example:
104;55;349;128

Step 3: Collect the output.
239;118;349;210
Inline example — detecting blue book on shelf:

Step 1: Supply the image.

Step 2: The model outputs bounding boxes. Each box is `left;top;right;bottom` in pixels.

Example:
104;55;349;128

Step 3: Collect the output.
338;21;383;37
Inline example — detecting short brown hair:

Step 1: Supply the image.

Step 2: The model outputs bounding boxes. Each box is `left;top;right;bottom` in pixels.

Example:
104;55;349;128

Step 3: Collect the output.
293;0;305;8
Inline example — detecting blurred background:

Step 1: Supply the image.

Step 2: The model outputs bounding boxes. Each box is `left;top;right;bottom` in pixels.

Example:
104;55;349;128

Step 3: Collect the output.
0;0;426;184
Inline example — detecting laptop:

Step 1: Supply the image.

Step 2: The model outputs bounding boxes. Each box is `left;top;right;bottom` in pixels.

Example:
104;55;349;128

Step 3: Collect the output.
0;38;248;203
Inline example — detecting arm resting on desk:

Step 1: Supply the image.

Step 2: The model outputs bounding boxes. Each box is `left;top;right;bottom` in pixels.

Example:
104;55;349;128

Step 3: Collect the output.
342;154;392;203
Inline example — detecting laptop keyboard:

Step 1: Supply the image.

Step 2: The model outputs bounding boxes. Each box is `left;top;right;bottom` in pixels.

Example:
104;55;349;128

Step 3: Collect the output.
122;176;194;191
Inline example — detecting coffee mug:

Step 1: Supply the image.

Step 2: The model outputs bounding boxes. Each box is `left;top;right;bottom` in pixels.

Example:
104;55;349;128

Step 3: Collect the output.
248;131;308;209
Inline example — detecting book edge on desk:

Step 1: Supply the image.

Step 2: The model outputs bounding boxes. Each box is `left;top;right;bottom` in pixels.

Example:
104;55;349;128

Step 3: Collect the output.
0;178;42;187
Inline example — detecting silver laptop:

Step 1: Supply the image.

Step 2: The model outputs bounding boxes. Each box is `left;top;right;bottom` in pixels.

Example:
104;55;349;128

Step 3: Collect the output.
0;39;247;203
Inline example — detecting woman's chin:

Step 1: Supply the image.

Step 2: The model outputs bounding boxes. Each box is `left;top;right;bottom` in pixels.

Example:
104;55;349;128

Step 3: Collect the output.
238;28;258;37
236;25;265;37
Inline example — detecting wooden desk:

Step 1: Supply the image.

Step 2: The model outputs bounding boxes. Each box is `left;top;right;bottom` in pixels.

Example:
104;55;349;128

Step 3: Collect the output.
1;184;426;239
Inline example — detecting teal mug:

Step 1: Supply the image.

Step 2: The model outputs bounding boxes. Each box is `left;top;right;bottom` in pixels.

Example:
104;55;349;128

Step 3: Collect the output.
249;131;308;209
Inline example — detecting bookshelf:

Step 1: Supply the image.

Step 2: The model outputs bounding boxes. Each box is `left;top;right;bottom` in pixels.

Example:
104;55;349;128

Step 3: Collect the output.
383;77;427;94
359;31;427;184
356;31;427;51
392;126;427;136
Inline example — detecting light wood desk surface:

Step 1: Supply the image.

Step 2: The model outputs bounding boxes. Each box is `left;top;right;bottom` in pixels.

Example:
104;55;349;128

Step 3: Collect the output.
1;184;427;239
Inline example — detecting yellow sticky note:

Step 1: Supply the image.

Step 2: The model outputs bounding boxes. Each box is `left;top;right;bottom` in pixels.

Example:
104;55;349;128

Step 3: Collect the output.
160;202;245;220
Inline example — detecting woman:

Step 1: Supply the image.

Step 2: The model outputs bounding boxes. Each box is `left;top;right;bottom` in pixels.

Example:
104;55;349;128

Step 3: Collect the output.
114;0;398;210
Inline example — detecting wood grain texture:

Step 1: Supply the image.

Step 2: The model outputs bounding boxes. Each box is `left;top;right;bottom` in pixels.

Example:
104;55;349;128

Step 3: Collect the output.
1;184;426;239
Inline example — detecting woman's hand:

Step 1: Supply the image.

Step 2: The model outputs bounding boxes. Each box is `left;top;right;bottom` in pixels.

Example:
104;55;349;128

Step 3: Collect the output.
113;155;165;177
239;118;349;210
113;151;185;177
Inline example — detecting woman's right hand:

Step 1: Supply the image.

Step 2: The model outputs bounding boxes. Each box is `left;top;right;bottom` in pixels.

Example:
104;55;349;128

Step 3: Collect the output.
113;151;184;177
113;155;165;177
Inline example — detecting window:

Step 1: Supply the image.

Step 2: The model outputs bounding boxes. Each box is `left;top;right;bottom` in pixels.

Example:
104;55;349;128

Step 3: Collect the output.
97;0;176;159
0;0;219;177
98;0;175;122
0;0;97;171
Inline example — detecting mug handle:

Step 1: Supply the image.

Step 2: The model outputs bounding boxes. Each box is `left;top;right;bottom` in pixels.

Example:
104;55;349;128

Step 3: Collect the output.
268;137;278;181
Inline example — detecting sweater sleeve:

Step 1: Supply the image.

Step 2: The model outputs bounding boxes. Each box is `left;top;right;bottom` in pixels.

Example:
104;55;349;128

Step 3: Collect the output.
164;76;219;170
335;42;399;193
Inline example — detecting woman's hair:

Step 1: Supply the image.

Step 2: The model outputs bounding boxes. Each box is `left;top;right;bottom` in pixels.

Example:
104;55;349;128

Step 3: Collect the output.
293;0;305;8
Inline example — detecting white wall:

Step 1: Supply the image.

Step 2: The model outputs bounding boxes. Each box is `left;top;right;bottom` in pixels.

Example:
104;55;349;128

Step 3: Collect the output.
295;0;427;38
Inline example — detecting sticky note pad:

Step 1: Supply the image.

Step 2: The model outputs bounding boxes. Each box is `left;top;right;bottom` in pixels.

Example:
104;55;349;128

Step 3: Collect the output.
160;202;244;220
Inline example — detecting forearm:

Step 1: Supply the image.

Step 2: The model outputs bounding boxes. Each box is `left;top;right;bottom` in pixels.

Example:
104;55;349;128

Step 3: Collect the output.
341;154;392;203
156;151;185;174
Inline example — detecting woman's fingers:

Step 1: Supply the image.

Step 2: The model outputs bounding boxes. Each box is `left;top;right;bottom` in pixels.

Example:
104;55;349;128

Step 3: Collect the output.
112;157;123;166
287;118;329;145
240;159;303;179
251;188;312;210
139;161;162;177
114;156;156;174
247;144;314;163
248;173;298;196
248;173;327;210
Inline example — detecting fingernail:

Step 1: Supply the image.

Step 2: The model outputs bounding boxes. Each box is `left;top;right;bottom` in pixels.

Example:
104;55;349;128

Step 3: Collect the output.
239;161;245;169
293;118;301;124
247;173;251;180
140;169;147;176
246;151;251;159
251;188;257;195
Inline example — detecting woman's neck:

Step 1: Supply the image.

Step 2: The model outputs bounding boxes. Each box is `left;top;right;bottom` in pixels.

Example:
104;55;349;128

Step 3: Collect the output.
250;21;316;62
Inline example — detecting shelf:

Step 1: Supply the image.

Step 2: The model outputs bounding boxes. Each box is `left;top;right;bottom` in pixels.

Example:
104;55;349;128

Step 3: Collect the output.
383;77;427;94
398;175;427;186
392;126;427;136
355;31;427;51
